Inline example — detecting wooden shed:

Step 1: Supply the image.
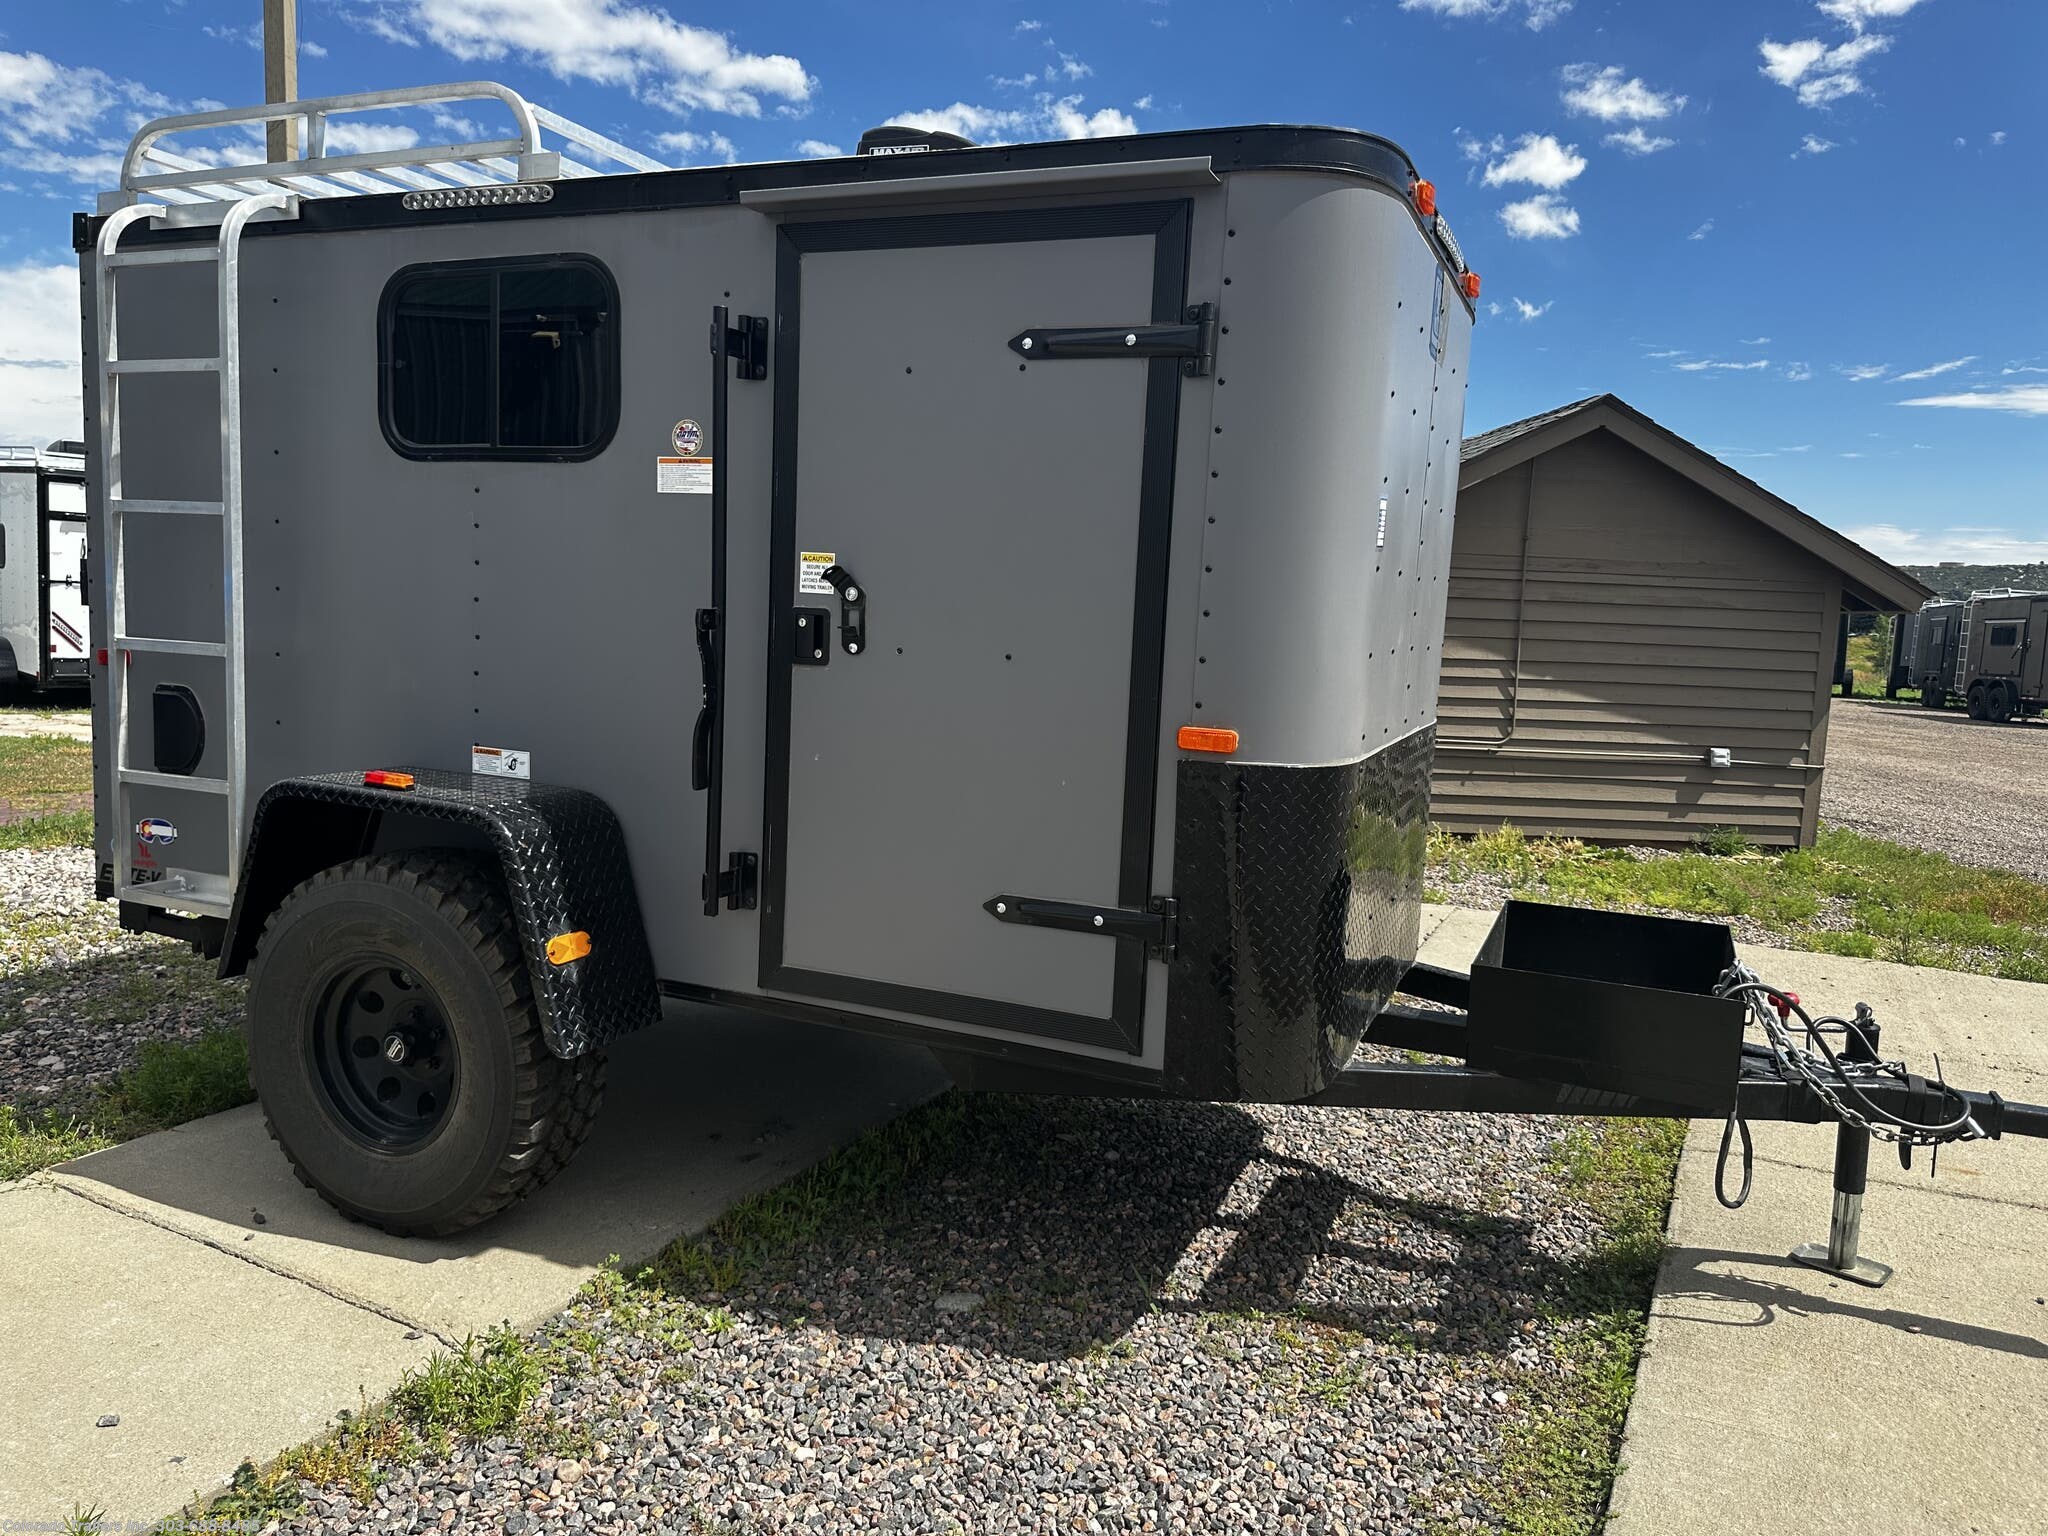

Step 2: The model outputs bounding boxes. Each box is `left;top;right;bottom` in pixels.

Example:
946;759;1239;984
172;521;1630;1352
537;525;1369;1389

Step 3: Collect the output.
1431;395;1931;848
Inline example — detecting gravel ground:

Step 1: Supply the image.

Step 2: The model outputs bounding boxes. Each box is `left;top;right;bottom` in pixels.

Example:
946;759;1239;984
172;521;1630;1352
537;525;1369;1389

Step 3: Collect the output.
0;845;244;1109
1820;698;2048;882
260;1090;1629;1535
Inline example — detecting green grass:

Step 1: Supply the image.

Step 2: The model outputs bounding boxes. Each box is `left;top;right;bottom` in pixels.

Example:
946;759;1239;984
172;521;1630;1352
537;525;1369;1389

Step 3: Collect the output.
205;1326;552;1518
0;1028;253;1181
1432;821;2048;982
0;731;91;811
1448;1118;1687;1536
0;808;94;848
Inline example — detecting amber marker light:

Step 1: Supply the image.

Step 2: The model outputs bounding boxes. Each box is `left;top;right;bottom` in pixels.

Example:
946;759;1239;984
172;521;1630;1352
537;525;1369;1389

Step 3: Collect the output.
1177;726;1240;754
362;770;415;790
546;930;593;966
1413;179;1437;217
1462;271;1482;300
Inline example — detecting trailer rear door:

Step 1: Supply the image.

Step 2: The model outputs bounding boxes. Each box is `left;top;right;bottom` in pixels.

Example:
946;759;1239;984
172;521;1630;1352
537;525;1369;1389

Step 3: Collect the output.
760;204;1190;1054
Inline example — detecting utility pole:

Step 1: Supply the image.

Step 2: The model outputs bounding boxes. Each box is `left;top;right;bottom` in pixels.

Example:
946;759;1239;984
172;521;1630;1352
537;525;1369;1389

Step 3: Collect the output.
263;0;298;162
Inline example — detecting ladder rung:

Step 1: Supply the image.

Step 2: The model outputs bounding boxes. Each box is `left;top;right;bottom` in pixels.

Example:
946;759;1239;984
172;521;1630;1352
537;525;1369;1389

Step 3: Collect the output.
107;357;220;375
103;248;217;269
119;768;229;794
115;882;230;919
112;634;227;658
110;498;224;517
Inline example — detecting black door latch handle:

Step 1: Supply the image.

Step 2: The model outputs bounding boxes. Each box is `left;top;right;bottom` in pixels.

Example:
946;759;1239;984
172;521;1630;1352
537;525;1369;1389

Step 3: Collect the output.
822;564;867;655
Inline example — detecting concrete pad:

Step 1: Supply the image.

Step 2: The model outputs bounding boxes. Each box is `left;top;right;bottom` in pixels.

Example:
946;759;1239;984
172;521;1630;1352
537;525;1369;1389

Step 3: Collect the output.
0;1178;430;1525
5;1004;946;1522
1420;903;2048;1535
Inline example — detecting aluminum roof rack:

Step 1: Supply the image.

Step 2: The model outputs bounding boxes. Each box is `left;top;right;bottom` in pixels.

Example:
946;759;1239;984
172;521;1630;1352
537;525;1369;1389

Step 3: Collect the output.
100;80;671;219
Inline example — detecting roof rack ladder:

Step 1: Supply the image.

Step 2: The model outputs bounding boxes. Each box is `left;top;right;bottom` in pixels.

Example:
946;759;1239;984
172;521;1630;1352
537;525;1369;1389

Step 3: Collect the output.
1954;603;1973;694
95;193;296;919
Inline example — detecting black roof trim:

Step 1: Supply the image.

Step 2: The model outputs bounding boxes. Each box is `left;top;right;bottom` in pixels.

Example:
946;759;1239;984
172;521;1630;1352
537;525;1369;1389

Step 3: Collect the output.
78;122;1426;247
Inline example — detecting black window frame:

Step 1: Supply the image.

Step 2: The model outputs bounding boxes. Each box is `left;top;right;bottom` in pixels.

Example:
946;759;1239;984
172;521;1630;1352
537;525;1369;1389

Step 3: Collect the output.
1987;623;2021;648
378;252;621;463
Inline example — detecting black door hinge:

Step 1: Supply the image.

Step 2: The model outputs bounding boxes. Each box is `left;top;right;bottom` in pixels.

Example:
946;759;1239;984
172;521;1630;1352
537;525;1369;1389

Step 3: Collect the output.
712;312;769;381
985;892;1178;960
706;851;758;911
1007;302;1216;377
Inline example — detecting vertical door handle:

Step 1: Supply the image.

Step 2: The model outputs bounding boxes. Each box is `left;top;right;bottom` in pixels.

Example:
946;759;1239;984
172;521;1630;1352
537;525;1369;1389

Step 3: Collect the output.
822;564;867;655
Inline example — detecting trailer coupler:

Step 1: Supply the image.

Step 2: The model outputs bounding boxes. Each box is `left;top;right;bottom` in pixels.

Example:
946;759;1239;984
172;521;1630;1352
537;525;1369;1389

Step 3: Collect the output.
1313;902;2048;1289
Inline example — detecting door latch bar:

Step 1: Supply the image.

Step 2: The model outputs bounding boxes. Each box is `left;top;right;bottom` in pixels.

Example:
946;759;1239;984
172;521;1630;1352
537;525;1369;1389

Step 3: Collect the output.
1006;302;1216;377
984;893;1177;960
822;564;867;655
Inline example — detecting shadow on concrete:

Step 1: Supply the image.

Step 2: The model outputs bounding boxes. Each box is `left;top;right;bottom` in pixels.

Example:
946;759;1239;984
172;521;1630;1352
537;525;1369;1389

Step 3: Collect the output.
1655;1246;2048;1360
51;1006;950;1336
644;1092;1605;1364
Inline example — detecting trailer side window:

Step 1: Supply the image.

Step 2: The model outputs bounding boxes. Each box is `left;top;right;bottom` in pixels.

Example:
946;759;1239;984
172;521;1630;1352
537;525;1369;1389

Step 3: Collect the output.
380;257;618;460
1988;624;2021;647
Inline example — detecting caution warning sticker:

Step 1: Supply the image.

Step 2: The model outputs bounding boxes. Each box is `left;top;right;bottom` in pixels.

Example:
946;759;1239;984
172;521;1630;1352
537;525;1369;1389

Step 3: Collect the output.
657;457;714;495
798;550;837;596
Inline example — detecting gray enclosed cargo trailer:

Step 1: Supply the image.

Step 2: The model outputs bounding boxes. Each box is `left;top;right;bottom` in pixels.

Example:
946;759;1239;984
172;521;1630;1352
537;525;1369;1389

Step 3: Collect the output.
1953;590;2048;722
72;87;2048;1279
79;84;1476;1232
1892;598;1962;705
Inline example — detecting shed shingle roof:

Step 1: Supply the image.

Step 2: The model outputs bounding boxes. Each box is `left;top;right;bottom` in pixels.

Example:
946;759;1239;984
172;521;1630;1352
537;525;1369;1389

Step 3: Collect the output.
1458;393;1933;612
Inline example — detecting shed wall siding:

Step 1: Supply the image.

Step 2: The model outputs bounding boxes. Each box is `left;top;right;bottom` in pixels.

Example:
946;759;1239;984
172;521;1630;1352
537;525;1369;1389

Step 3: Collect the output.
1431;429;1832;847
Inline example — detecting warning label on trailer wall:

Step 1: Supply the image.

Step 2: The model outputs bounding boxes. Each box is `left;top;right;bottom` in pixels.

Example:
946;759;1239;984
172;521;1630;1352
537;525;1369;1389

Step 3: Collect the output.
472;745;531;779
798;551;837;595
657;457;714;494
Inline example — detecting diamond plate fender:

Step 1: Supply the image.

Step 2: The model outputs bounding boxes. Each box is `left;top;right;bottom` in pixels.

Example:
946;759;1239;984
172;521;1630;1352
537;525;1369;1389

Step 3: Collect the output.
221;770;661;1058
1165;727;1434;1101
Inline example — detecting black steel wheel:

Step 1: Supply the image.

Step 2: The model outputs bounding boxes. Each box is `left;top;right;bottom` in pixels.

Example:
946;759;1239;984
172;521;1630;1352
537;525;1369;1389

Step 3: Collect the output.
1987;682;2015;724
310;961;459;1151
1967;683;1987;720
247;850;606;1236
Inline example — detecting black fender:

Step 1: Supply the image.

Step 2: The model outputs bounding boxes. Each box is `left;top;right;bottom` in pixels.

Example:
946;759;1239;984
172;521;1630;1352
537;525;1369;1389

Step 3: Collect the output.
222;769;661;1057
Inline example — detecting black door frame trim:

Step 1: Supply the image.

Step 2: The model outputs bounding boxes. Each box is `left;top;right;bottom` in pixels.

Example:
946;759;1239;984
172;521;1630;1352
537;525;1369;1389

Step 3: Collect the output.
758;199;1193;1054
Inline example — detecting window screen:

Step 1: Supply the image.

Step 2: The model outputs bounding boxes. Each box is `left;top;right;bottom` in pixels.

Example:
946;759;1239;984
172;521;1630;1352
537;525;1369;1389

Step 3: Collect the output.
1988;623;2021;647
381;257;617;459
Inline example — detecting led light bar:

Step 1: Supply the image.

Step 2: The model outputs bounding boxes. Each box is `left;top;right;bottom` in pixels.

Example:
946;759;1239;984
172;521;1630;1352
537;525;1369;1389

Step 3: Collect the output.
1432;213;1465;274
401;183;556;211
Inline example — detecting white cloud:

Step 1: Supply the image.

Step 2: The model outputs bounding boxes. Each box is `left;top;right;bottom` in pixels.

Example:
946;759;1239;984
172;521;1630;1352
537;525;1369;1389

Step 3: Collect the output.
302;40;331;58
1837;362;1890;380
1674;358;1771;372
1015;18;1043;32
1481;133;1585;189
1758;32;1890;107
1498;193;1579;239
0;50;176;189
1991;130;2007;146
1053;52;1092;81
1816;0;1930;27
1847;524;2048;564
1133;94;1154;110
1560;63;1686;122
1458;131;1503;163
341;1;812;118
1892;356;1975;382
1742;336;1771;345
1798;134;1837;155
1688;219;1714;240
2003;363;2048;376
653;128;738;163
1486;301;1504;317
1900;385;2048;417
0;261;82;448
1785;362;1814;381
1604;126;1674;155
795;138;842;158
1400;0;1573;28
1511;297;1552;321
889;93;1135;144
322;122;422;154
203;23;263;48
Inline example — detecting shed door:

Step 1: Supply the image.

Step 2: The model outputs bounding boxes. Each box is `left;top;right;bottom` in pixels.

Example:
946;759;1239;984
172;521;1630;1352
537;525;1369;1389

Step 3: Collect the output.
760;205;1190;1053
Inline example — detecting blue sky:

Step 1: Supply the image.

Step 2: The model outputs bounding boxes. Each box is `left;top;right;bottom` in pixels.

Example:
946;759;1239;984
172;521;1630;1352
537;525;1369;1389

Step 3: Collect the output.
1;0;2042;562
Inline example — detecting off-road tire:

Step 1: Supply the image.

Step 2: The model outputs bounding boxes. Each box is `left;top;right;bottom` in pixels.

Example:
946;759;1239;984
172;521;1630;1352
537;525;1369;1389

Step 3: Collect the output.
246;850;606;1237
1919;685;1944;709
1967;683;1987;720
1986;682;2015;724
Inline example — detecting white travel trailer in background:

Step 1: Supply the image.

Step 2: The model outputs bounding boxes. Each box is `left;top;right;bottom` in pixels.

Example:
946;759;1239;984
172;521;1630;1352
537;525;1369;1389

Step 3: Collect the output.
0;442;90;698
